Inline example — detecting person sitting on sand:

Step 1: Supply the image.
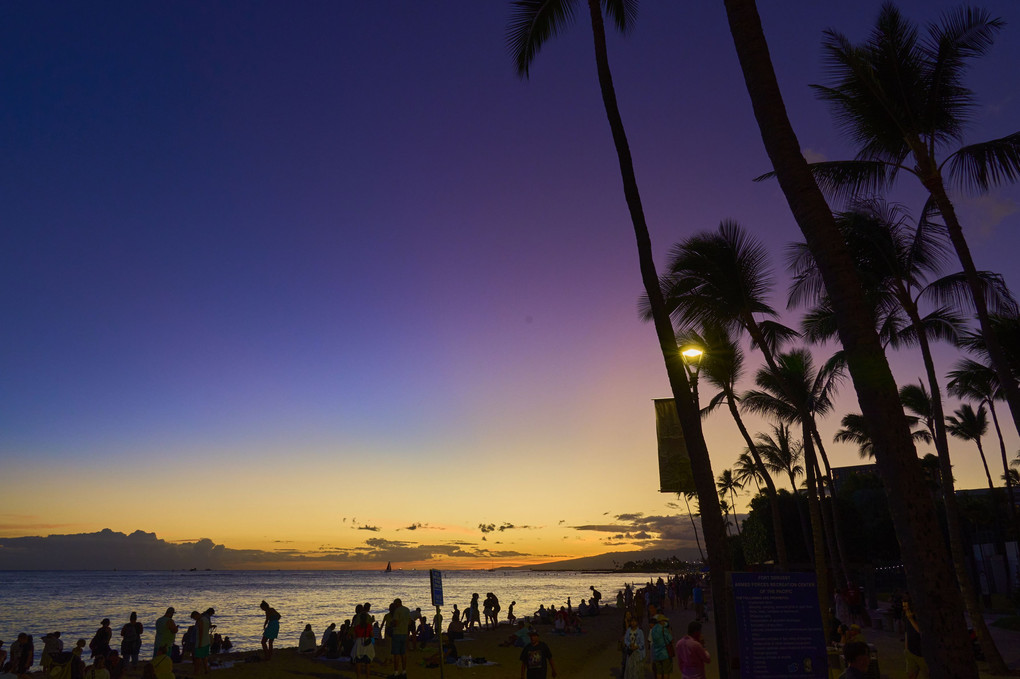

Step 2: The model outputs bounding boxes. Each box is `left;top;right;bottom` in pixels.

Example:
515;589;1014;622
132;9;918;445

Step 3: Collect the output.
259;600;281;661
298;624;316;654
424;634;458;667
577;600;589;616
151;646;174;679
221;636;232;651
210;633;222;655
41;631;63;673
85;655;110;679
447;615;464;641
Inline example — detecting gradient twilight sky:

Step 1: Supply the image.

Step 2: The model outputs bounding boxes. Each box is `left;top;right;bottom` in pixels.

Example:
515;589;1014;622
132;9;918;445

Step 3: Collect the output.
2;1;1018;569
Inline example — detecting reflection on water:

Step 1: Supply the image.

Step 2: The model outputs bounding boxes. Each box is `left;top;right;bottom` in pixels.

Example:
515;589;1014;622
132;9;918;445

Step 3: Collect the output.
1;570;659;666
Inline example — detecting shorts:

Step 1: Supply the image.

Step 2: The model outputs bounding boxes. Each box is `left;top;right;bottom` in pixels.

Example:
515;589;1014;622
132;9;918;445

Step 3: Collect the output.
906;650;928;677
194;645;210;659
390;634;407;655
654;658;673;674
263;619;280;640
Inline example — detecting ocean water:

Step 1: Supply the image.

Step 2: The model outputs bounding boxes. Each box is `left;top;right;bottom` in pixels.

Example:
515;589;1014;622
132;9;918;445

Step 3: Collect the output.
0;570;659;667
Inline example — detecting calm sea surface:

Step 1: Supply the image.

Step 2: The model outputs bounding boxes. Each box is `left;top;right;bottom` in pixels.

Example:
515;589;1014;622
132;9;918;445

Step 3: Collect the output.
1;570;660;668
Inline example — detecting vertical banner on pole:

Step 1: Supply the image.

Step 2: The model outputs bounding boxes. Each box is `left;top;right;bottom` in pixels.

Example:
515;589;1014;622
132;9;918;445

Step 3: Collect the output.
654;398;696;494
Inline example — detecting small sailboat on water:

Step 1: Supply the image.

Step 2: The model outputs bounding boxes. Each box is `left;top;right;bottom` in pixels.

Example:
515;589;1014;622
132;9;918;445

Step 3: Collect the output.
385;561;392;573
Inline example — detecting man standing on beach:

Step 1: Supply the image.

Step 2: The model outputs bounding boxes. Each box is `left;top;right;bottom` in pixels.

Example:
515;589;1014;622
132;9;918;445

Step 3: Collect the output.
153;608;177;660
388;598;411;679
675;621;710;679
520;629;556;679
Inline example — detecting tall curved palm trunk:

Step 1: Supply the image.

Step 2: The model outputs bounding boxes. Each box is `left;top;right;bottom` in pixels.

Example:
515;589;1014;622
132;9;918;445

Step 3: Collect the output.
720;1;976;676
580;3;734;673
726;394;788;566
902;303;1006;670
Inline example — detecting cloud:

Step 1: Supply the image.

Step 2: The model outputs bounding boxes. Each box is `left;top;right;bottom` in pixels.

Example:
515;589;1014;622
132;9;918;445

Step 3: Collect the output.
0;529;531;570
803;147;827;164
357;525;380;532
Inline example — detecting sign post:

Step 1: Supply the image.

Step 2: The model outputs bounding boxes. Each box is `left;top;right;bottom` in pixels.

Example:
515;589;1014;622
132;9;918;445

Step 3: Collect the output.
430;569;445;679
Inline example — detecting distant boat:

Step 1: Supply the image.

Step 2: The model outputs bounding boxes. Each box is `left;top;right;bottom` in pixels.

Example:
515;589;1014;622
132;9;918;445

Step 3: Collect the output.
385;562;392;573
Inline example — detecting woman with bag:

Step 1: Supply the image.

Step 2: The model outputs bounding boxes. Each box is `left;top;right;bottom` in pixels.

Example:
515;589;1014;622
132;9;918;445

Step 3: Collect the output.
622;615;645;679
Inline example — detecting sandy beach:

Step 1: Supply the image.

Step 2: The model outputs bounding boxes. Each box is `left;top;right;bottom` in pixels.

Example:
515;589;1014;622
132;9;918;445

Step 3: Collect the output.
20;601;1020;679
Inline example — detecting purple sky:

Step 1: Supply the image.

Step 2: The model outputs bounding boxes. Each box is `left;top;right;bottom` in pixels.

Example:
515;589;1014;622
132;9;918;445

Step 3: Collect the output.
2;1;1018;567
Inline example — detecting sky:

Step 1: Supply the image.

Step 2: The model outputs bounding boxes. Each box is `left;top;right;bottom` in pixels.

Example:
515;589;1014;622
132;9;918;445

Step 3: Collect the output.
2;1;1018;570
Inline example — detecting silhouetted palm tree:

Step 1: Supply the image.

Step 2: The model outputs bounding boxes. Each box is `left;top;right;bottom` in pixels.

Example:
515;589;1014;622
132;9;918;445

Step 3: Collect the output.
733;451;764;493
802;3;1020;439
755;423;803;492
834;412;930;459
948;358;1018;529
717;469;744;538
721;2;975;670
946;403;993;489
679;323;789;566
680;490;704;562
507;4;732;666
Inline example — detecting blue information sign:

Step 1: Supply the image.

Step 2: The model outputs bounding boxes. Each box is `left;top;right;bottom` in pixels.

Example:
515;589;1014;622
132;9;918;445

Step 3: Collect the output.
430;569;444;607
731;572;827;678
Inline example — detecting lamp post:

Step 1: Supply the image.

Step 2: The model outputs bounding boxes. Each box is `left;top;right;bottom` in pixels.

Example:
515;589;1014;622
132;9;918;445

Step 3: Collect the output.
680;346;704;410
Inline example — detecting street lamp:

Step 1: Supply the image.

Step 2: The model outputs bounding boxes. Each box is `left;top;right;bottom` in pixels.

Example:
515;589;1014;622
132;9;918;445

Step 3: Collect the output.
680;346;705;409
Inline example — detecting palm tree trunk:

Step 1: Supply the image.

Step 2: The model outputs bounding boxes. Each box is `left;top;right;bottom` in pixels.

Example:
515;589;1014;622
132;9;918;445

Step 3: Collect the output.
721;2;977;676
811;452;848;593
988;400;1020;538
976;438;995;490
727;393;789;567
908;299;1008;673
729;488;743;538
683;493;706;561
915;155;1020;437
801;421;832;642
584;3;733;674
812;427;852;590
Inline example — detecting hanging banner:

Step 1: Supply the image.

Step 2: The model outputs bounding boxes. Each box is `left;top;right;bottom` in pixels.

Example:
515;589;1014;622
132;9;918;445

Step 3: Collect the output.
654;398;696;494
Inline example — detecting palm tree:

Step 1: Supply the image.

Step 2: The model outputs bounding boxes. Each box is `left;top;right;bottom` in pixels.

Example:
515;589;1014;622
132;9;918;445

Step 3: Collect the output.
658;221;834;596
800;4;1020;437
680;490;705;562
834;412;931;459
506;3;732;667
733;451;763;493
946;404;993;490
948;358;1019;530
717;469;744;538
755;423;804;491
680;323;789;566
720;1;977;673
742;349;850;589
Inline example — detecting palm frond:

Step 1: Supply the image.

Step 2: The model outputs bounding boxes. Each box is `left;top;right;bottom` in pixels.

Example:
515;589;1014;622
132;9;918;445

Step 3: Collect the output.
600;0;638;33
507;0;580;78
944;132;1020;193
756;159;894;206
919;270;1019;316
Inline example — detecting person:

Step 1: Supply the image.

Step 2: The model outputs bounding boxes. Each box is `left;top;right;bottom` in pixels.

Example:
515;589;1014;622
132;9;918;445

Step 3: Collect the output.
320;623;337;648
649;614;673;679
840;641;871;679
520;629;556;679
692;583;705;622
447;615;464;640
589;586;602;614
841;623;865;646
120;613;143;668
351;605;374;679
151;646;175;679
221;637;232;651
193;609;213;675
259;600;280;661
424;634;458;667
388;597;411;678
490;593;501;627
153;608;178;659
675;621;711;679
507;601;517;625
85;655;110;679
210;634;222;655
408;608;422;650
90;620;112;660
298;624;316;654
41;631;64;673
468;593;481;631
622;615;645;679
106;650;124;679
903;597;928;679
